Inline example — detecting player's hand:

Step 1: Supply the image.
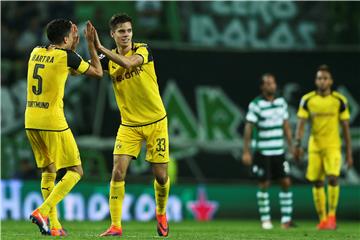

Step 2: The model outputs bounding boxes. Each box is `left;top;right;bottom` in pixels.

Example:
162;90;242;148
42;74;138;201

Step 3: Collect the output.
93;27;103;50
70;23;80;51
84;21;95;45
293;146;303;162
346;151;353;169
242;151;252;166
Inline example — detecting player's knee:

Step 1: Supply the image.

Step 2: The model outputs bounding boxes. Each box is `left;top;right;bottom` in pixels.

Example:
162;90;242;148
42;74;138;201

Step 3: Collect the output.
313;180;324;188
327;176;338;186
281;178;291;190
112;168;126;181
155;173;168;185
67;165;83;177
76;168;84;177
259;181;270;189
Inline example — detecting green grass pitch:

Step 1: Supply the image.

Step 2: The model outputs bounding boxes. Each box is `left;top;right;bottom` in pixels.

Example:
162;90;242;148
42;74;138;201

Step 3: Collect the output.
1;220;359;239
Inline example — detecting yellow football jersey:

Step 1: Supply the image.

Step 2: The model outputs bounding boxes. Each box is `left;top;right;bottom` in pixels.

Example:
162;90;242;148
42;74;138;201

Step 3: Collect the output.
25;46;90;130
100;42;166;126
297;91;350;150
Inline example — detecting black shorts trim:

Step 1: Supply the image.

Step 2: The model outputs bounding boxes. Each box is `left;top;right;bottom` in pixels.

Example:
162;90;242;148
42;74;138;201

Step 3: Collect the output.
25;127;70;132
120;115;167;127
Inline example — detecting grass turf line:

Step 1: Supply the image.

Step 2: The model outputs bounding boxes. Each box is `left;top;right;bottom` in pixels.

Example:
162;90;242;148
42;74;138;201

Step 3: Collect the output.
1;220;360;240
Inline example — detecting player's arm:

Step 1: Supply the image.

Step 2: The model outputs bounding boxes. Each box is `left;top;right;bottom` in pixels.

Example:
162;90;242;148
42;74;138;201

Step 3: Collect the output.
282;100;293;153
242;121;254;166
341;120;353;168
338;95;353;168
294;118;306;161
83;21;103;78
242;102;258;166
283;120;293;151
294;96;310;161
98;44;142;69
92;25;143;69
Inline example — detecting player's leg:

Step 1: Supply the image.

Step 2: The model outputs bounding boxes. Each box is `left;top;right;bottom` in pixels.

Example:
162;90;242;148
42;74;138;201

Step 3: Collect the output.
152;163;170;236
324;148;342;229
100;125;142;237
252;152;273;229
26;130;54;235
40;163;63;232
145;118;170;236
274;155;295;228
279;177;295;228
100;154;132;237
307;150;327;229
152;163;170;214
35;165;82;222
30;129;82;235
258;180;272;229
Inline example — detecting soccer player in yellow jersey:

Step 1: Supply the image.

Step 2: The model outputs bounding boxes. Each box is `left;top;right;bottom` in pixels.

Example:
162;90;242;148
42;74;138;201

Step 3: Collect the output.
88;13;170;237
26;19;103;235
294;65;353;230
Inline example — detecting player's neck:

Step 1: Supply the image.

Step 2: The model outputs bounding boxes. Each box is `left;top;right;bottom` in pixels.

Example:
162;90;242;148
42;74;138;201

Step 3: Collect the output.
117;44;131;55
317;89;331;96
50;43;68;50
262;93;275;101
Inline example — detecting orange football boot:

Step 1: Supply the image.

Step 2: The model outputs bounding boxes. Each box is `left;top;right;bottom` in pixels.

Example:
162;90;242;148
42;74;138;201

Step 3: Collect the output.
100;225;123;237
156;213;169;237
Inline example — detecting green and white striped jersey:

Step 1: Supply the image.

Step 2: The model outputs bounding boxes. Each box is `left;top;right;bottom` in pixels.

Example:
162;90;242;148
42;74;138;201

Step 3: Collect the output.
246;95;289;156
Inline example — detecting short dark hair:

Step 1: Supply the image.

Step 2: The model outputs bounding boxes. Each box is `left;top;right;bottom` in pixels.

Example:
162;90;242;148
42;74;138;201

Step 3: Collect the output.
317;64;331;74
46;19;72;44
259;73;275;86
109;13;132;30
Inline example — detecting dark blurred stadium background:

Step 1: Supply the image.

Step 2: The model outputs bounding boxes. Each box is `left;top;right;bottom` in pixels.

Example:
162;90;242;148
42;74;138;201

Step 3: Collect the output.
1;1;360;222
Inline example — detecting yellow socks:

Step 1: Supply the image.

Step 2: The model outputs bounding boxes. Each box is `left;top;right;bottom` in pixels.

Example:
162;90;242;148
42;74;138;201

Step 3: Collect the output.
312;186;327;221
109;181;125;227
39;170;81;216
41;173;61;229
328;185;339;217
154;177;170;215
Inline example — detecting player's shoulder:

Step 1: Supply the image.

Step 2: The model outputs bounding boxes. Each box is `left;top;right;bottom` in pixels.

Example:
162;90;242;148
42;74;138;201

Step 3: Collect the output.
274;95;287;103
132;42;148;50
331;91;348;102
251;95;263;105
31;45;47;54
33;45;47;50
301;91;316;100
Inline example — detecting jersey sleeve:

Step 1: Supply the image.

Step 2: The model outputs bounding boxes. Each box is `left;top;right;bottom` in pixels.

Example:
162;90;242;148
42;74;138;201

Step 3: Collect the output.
246;102;259;123
297;96;309;119
338;95;350;120
67;50;90;74
135;44;153;65
99;53;109;71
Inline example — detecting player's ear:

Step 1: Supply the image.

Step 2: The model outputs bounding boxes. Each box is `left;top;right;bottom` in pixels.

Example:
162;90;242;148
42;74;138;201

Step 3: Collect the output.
110;30;114;38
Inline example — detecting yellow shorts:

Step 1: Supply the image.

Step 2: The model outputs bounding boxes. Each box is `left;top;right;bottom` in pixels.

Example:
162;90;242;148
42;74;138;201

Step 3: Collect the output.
306;148;341;181
113;117;169;163
26;129;81;171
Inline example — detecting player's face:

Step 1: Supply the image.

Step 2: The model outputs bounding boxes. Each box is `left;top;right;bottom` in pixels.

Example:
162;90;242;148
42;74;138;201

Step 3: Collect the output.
111;22;133;48
64;23;78;50
315;70;333;92
261;76;277;96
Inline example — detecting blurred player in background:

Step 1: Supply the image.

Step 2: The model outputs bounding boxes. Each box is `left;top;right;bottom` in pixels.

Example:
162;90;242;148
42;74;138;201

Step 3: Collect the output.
25;19;102;236
243;73;295;230
294;65;353;230
89;13;170;237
